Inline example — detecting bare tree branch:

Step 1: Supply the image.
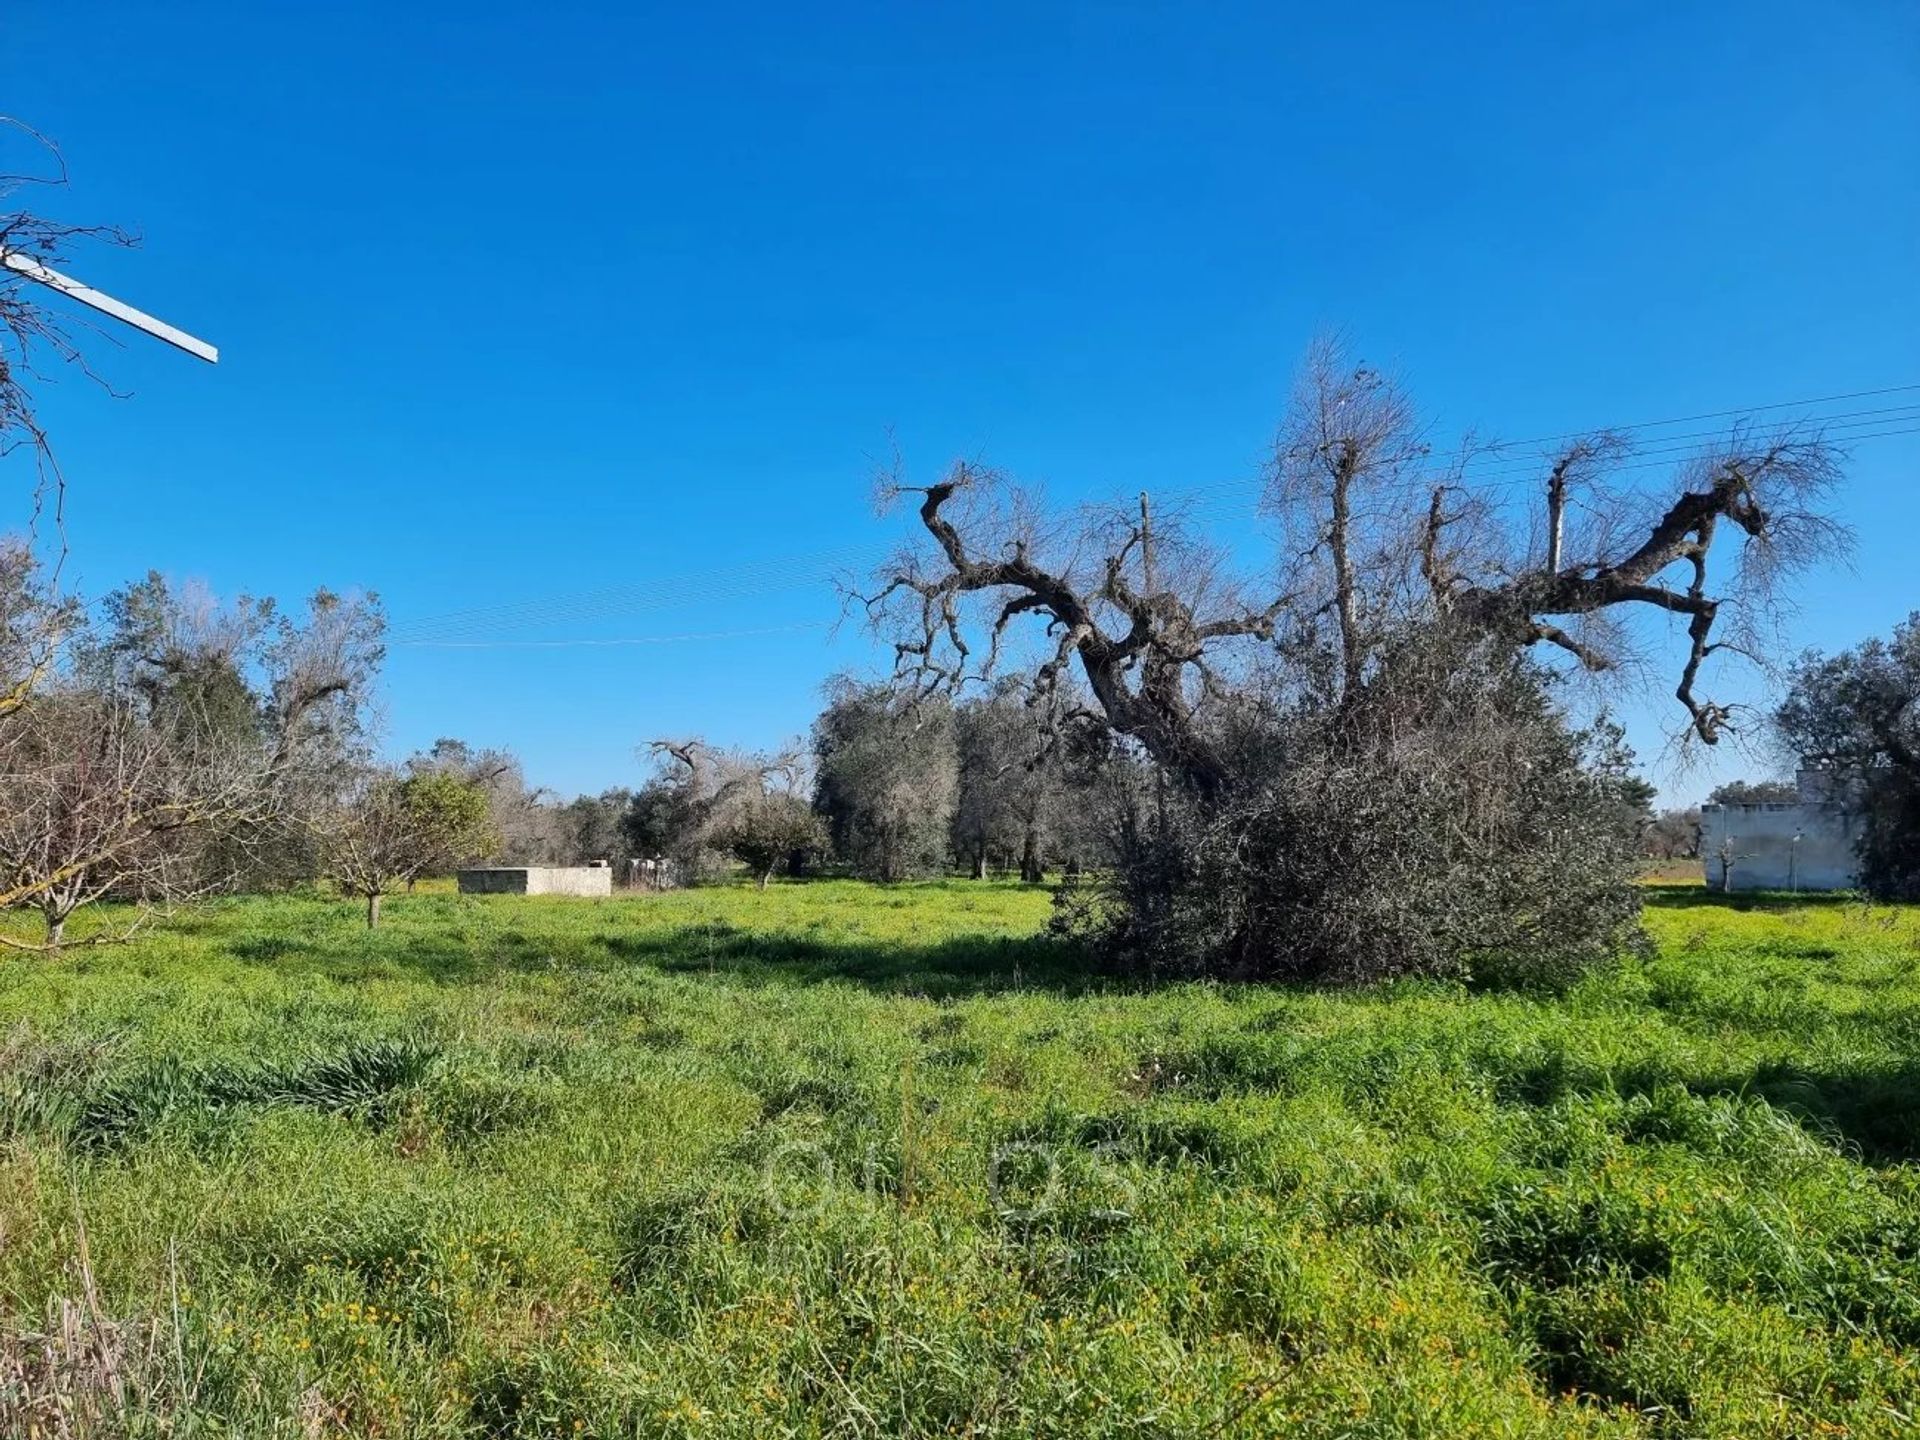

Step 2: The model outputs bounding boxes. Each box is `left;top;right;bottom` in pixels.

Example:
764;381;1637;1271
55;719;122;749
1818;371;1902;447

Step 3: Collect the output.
859;343;1850;800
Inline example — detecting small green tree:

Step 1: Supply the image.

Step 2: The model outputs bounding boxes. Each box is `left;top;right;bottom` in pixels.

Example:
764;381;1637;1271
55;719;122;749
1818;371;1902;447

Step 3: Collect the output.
402;770;499;879
560;787;634;865
719;791;826;888
322;770;494;928
620;780;698;863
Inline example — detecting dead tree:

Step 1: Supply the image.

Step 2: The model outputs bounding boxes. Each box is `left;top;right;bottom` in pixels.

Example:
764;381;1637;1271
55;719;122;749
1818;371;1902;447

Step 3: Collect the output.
0;690;266;951
855;342;1847;981
0;578;383;944
1;121;137;535
858;474;1280;799
647;740;816;885
858;340;1847;793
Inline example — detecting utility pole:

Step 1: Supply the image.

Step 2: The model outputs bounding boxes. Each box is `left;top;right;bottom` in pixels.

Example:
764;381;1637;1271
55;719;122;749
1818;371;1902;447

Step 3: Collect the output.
1140;488;1168;831
1545;458;1567;574
1139;491;1153;595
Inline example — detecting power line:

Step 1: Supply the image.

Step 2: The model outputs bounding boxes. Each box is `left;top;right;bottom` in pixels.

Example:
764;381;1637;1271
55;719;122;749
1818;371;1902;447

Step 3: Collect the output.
395;621;829;651
1438;401;1920;483
385;381;1920;645
1466;381;1920;454
1164;403;1920;510
1168;413;1920;516
388;546;872;643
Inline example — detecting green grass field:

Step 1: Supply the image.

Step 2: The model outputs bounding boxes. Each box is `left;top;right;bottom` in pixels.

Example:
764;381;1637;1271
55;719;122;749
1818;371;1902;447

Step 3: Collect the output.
3;880;1919;1437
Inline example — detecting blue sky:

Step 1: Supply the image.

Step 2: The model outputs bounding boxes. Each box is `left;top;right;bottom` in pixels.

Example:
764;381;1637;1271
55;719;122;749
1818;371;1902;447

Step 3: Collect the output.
5;1;1916;803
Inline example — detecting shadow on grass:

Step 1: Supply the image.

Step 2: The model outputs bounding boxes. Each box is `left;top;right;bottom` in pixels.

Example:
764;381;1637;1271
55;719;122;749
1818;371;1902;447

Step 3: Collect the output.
1505;1049;1920;1165
214;906;1106;998
1739;1057;1920;1163
222;922;564;986
1638;883;1859;912
596;925;1103;998
209;883;1901;1003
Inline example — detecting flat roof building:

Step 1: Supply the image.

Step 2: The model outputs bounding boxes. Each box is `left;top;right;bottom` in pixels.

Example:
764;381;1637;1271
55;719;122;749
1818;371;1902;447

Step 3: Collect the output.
456;866;613;897
1699;769;1860;892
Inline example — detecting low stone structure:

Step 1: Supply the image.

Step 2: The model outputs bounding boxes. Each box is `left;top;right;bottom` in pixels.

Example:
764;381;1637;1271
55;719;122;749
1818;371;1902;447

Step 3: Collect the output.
1699;769;1861;892
456;866;613;897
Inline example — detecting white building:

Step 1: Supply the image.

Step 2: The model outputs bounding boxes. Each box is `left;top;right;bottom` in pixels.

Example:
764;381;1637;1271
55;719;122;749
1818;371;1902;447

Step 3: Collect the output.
1698;768;1860;892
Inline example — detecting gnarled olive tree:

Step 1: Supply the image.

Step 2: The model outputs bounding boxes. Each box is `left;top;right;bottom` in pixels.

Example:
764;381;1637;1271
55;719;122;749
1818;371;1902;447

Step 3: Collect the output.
858;341;1846;980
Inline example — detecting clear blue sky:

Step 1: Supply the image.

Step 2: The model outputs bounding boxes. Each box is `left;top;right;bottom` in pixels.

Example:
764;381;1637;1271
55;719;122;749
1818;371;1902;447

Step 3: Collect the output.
6;1;1917;803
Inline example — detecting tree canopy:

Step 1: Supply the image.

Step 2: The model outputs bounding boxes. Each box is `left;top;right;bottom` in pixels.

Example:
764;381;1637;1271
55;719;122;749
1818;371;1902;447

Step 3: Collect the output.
1777;612;1920;897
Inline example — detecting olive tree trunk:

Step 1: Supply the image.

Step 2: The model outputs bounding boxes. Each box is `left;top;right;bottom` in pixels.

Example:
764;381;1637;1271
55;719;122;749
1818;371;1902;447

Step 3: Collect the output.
1019;828;1043;883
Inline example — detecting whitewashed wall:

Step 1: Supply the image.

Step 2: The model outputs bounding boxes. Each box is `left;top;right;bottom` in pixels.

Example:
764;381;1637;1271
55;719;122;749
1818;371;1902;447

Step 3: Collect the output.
1698;775;1861;891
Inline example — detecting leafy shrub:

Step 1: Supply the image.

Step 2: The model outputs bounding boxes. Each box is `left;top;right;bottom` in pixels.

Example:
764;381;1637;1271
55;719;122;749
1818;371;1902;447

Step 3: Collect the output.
1057;637;1646;985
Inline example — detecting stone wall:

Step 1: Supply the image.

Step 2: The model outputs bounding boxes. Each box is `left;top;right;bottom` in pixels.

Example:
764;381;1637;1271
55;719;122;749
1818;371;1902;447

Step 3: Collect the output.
456;866;614;897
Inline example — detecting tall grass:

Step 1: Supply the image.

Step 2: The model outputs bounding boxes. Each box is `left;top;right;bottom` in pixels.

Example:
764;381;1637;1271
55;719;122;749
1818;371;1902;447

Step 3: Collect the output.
1;880;1917;1436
